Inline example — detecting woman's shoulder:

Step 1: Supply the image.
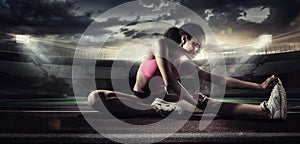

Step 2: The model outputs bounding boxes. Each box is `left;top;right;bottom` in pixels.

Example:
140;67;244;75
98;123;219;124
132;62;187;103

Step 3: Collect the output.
151;38;168;52
151;37;182;58
157;37;178;45
155;37;180;50
156;37;168;45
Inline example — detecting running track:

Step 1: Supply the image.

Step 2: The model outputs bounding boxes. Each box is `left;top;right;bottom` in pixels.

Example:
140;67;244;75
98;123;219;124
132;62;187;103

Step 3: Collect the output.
0;97;300;143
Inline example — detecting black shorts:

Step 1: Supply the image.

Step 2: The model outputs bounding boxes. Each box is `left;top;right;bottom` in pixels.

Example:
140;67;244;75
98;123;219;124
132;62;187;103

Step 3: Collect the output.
132;90;166;104
132;90;150;99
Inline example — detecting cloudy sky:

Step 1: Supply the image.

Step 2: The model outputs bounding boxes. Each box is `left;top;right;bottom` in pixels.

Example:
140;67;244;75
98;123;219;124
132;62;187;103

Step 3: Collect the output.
1;0;300;60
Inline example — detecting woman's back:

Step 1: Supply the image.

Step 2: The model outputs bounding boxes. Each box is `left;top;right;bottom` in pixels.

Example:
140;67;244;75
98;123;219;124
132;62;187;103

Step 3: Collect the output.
133;38;192;96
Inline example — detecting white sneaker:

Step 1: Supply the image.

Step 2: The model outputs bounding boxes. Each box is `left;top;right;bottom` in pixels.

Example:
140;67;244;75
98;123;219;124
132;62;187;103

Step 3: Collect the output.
151;98;183;117
263;79;287;120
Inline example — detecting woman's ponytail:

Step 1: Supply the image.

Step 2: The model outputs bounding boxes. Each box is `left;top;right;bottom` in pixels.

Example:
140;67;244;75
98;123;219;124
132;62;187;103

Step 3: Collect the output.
163;27;181;44
163;23;206;45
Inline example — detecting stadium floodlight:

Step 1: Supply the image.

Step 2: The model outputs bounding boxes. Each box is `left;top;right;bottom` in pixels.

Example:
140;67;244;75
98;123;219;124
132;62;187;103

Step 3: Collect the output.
254;34;272;49
15;34;30;43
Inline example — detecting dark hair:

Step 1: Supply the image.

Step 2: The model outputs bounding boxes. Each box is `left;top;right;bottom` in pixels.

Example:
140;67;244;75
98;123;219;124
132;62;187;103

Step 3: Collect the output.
163;23;205;44
163;27;181;44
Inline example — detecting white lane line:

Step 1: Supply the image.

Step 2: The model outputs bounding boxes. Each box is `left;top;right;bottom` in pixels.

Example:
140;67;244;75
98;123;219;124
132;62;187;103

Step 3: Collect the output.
0;133;300;139
0;110;299;114
287;111;300;114
0;110;98;113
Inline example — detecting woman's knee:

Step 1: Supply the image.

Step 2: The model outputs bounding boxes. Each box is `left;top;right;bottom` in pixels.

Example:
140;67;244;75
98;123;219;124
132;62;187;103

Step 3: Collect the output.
87;90;108;106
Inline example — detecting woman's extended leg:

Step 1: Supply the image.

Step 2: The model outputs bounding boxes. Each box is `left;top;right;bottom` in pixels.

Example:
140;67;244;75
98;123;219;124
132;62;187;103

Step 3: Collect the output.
173;95;268;117
88;90;157;118
197;82;287;119
203;98;270;118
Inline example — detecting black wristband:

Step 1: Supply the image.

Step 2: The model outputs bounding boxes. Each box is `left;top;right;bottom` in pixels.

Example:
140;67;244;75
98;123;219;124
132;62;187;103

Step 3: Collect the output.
196;93;208;110
165;86;177;95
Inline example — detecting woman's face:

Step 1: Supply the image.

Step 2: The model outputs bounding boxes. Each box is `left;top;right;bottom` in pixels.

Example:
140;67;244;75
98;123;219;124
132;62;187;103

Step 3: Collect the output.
182;36;204;58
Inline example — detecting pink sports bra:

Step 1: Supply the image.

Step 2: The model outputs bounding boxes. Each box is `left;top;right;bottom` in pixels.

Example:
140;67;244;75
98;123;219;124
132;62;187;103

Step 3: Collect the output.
140;58;179;80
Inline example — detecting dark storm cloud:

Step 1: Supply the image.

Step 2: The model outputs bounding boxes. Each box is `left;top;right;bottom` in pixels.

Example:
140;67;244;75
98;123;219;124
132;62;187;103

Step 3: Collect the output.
94;17;137;28
1;0;299;38
75;0;132;18
125;19;153;26
123;29;148;38
83;16;142;37
76;0;131;9
117;20;159;39
0;0;9;9
262;0;300;29
119;28;160;39
178;0;300;34
132;32;148;39
0;0;93;35
120;28;129;32
118;28;141;38
154;9;186;25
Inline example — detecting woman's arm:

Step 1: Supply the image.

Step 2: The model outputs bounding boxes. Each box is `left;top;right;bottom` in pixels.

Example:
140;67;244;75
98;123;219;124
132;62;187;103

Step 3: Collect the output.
197;66;278;89
153;38;199;105
225;77;264;89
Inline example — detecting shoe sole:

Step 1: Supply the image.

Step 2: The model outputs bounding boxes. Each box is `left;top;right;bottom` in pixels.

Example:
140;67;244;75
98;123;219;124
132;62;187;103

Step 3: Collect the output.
276;79;287;120
151;98;183;116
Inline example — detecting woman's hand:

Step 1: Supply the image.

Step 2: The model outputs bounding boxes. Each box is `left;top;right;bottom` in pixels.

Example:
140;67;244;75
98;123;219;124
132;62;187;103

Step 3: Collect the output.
260;75;279;90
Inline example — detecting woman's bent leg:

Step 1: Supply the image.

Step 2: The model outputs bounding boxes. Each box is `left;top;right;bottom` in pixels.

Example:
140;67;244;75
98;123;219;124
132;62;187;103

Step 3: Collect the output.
88;90;157;118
